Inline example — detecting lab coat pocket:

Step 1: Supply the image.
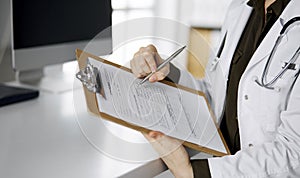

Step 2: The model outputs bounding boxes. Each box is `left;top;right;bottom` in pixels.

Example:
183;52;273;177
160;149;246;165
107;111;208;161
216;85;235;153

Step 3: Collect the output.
263;122;279;141
265;123;277;132
263;65;299;111
270;63;300;87
216;32;227;58
258;87;281;141
265;53;300;89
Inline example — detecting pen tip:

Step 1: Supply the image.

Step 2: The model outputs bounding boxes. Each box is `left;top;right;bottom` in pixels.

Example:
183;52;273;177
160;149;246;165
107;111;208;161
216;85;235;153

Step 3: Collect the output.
178;46;186;52
137;80;143;85
177;46;186;54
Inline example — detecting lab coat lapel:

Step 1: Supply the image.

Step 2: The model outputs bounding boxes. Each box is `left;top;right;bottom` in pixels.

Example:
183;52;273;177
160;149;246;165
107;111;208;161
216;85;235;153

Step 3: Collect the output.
245;0;300;70
211;1;252;121
220;1;252;79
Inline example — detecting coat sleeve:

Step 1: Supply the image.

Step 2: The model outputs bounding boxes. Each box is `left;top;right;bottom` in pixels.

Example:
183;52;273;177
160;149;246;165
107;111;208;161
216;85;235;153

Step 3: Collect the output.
207;75;300;178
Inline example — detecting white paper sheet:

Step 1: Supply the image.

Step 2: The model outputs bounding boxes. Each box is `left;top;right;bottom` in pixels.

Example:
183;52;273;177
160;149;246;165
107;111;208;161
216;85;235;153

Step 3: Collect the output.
89;57;226;154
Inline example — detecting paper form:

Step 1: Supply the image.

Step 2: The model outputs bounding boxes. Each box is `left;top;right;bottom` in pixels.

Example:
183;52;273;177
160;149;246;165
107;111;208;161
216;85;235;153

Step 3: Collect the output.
89;57;226;153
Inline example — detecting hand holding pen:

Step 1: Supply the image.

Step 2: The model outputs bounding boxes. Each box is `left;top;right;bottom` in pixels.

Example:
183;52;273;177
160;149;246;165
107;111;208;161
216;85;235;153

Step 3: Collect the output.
130;45;185;84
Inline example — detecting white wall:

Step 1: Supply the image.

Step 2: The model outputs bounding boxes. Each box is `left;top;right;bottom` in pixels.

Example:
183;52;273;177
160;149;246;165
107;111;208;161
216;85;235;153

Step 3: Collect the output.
190;0;232;28
109;0;232;67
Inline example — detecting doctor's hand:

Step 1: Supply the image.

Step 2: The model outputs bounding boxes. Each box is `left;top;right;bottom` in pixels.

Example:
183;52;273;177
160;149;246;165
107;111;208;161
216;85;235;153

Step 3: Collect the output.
130;44;170;83
142;131;193;178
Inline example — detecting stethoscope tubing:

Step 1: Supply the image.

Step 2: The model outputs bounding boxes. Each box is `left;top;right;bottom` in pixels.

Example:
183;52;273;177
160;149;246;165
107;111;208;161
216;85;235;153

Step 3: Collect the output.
255;16;300;90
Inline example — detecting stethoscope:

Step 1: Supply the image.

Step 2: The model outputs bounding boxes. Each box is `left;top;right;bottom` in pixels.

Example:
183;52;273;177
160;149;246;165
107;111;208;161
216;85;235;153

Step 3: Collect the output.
255;17;300;90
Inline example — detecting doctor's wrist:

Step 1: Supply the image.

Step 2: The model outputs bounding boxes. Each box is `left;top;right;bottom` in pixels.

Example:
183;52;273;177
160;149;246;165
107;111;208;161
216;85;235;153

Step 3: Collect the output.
170;161;193;178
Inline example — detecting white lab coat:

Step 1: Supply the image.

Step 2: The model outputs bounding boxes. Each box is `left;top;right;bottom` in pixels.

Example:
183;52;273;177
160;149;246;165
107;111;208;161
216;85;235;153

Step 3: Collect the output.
178;0;300;177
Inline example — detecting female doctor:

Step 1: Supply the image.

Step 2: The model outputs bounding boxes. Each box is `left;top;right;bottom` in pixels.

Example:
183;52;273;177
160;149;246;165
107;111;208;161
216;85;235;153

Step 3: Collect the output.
130;0;300;177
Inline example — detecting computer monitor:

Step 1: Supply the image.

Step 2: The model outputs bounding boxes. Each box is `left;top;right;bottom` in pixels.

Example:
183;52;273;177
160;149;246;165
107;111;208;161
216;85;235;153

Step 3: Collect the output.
11;0;112;82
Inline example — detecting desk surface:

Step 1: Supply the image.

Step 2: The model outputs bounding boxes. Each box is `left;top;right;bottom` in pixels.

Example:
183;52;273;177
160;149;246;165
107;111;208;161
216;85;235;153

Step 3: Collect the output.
0;80;166;178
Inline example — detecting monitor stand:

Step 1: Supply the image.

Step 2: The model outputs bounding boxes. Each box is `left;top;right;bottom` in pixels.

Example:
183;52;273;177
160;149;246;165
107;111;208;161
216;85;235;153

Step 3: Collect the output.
18;68;44;83
16;61;81;94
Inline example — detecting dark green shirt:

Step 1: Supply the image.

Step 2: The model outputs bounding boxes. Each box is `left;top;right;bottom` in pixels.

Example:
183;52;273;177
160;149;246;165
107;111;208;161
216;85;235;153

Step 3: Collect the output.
191;0;290;177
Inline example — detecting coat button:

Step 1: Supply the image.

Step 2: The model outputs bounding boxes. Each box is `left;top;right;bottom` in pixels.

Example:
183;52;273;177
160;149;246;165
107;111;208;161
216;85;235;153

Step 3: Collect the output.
244;95;249;100
248;143;253;147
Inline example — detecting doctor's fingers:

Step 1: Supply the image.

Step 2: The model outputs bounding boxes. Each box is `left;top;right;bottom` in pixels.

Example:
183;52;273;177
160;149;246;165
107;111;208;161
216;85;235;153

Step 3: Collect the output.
136;51;157;72
130;59;146;78
142;131;165;141
149;64;170;82
131;52;157;76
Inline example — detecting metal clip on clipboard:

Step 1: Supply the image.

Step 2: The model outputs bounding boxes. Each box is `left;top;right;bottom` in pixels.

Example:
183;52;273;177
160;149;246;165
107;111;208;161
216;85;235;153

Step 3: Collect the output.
76;60;106;99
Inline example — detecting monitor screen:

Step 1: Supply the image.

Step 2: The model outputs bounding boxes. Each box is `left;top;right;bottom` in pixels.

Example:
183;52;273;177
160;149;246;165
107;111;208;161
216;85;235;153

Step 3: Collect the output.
11;0;112;76
13;0;112;49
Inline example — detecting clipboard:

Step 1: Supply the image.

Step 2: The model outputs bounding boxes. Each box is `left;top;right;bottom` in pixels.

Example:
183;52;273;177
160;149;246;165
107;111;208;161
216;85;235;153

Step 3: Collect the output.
75;49;230;156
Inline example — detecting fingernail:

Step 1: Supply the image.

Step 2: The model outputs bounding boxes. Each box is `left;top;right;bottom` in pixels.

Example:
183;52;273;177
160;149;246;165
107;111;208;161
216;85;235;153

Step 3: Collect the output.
150;75;156;81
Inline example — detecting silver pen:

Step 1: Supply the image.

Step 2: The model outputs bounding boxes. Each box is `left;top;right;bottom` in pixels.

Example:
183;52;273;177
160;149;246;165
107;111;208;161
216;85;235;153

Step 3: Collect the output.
139;45;186;85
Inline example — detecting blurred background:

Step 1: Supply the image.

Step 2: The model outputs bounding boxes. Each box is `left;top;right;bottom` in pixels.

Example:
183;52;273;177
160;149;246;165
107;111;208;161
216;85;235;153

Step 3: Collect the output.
0;0;232;84
111;0;231;78
0;0;232;177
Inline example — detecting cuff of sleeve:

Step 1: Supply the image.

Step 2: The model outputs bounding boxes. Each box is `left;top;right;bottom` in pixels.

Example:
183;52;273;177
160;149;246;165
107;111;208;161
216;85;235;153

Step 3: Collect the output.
190;159;212;178
165;63;180;83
